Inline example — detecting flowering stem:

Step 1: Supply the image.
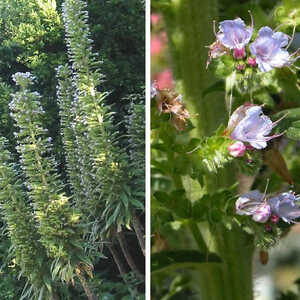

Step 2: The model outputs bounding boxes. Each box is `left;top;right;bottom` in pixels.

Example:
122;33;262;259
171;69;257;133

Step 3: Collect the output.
188;221;208;253
195;224;254;300
161;1;256;299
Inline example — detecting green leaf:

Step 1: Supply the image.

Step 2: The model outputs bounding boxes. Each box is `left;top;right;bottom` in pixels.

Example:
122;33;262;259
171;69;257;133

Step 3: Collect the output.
38;286;45;300
151;250;222;273
287;121;300;140
154;190;192;219
43;275;52;293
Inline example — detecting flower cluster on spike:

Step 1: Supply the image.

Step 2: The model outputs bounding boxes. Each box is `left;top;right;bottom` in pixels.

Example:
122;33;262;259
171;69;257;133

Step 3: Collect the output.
152;83;190;131
226;103;284;157
236;190;300;225
207;14;300;72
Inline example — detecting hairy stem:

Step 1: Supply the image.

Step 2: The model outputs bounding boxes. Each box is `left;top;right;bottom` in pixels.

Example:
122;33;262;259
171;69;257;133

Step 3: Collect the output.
188;221;208;253
161;1;256;299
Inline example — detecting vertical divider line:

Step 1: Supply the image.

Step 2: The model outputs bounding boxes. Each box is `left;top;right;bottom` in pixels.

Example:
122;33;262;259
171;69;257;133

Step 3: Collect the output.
145;0;151;299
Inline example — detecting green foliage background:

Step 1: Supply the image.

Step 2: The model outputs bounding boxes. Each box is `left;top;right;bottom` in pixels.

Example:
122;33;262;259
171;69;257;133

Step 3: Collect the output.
0;0;145;299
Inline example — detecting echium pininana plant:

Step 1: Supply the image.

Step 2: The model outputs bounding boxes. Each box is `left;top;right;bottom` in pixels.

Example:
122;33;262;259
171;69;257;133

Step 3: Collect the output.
0;137;58;300
62;0;129;235
9;72;93;287
125;96;145;254
151;1;300;300
61;0;144;279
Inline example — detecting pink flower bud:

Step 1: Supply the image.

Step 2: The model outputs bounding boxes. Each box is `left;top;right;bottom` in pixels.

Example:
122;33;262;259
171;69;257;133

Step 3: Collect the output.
265;224;272;232
270;215;279;223
233;47;246;59
228;141;246;157
252;203;271;223
246;144;254;150
248;57;257;67
237;64;245;71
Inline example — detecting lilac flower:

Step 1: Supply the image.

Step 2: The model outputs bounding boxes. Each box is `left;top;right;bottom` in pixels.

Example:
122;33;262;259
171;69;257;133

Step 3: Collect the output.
268;192;300;223
217;18;253;50
151;82;157;98
236;190;265;215
250;27;291;72
236;190;271;223
226;103;252;133
229;105;283;149
236;190;300;224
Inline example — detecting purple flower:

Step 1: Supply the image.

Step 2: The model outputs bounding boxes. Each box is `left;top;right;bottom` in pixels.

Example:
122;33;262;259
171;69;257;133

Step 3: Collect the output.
230;105;283;149
217;18;253;50
151;82;157;98
236;190;271;223
226;103;252;133
268;192;300;223
236;190;300;224
236;190;265;216
250;27;291;72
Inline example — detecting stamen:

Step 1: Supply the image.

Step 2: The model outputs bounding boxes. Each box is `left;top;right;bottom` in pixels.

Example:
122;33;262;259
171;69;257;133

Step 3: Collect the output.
271;112;289;127
186;145;201;154
264;132;285;141
287;22;296;49
262;112;288;132
262;179;270;203
213;20;217;37
248;10;254;29
274;21;291;32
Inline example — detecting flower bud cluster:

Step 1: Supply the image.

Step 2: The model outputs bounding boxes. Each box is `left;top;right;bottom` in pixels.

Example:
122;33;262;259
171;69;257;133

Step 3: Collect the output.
208;15;299;72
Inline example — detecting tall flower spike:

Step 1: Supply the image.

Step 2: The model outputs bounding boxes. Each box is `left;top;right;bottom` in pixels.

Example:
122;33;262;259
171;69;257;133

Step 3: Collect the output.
230;105;284;149
250;26;299;72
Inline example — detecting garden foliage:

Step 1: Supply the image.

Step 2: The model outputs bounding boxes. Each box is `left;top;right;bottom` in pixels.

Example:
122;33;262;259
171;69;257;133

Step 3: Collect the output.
0;0;145;299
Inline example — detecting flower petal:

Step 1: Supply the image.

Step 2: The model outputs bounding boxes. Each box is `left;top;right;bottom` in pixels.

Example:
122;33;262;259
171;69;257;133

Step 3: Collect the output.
217;18;252;49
